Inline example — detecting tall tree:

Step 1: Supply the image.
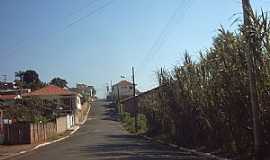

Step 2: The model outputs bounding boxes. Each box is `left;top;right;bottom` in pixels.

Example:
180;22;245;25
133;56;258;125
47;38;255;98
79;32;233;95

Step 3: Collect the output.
22;70;39;84
49;77;68;88
14;70;44;90
15;71;25;81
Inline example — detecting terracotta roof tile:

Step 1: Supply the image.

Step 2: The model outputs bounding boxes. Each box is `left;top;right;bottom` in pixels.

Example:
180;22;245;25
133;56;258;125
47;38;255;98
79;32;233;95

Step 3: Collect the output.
22;85;76;97
116;80;133;86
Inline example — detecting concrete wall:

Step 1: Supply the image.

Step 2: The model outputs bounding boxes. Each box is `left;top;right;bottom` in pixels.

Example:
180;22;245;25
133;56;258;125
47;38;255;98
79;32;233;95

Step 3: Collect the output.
67;114;75;129
112;84;134;99
56;116;67;134
76;96;82;110
121;86;162;115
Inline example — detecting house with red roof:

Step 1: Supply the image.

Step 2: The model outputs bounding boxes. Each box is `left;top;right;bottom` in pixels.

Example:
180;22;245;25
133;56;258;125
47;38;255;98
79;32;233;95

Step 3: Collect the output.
22;85;83;128
22;85;82;112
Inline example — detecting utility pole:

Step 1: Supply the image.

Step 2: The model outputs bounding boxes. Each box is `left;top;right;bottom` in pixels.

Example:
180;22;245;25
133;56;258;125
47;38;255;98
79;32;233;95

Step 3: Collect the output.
117;83;120;111
110;80;113;92
106;83;109;95
132;67;138;132
242;0;264;159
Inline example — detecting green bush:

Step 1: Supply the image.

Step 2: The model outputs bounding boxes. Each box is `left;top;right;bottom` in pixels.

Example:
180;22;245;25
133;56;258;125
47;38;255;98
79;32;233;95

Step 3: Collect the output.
120;112;148;133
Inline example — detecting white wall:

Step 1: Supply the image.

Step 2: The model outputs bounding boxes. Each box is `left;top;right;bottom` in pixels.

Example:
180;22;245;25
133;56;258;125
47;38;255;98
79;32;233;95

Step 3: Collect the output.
112;84;133;98
76;96;82;110
67;114;75;129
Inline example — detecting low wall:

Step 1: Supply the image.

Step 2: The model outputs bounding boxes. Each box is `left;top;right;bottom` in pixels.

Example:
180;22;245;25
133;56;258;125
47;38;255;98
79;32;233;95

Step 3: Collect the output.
3;121;57;144
3;122;31;144
30;122;57;144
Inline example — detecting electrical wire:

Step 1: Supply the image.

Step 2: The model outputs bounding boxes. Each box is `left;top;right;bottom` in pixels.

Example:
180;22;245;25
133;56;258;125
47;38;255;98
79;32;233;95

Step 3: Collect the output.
1;0;116;58
137;0;192;71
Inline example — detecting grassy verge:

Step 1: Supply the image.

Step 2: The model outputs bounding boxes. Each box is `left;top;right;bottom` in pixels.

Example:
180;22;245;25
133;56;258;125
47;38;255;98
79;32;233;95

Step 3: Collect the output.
47;130;72;142
120;112;148;134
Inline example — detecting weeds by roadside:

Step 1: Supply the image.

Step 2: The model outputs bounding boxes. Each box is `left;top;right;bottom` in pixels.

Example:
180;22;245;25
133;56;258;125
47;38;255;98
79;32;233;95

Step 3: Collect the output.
120;112;148;134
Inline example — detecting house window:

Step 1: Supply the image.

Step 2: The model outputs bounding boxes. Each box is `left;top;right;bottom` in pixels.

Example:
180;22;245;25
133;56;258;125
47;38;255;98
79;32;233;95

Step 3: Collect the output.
129;86;133;90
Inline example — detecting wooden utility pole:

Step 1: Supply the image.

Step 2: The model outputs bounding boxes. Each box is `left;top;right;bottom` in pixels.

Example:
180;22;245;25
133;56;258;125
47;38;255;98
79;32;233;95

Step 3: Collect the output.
117;84;120;105
242;0;264;159
132;67;138;132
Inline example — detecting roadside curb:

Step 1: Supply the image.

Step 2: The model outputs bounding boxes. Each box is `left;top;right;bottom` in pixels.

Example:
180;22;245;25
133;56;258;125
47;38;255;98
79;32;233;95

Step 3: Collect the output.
119;120;229;160
32;126;80;150
2;103;92;160
1;126;80;160
119;115;229;160
140;135;230;160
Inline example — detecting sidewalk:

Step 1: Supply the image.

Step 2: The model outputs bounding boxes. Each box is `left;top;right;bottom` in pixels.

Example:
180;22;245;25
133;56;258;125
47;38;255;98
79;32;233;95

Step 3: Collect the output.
0;144;36;160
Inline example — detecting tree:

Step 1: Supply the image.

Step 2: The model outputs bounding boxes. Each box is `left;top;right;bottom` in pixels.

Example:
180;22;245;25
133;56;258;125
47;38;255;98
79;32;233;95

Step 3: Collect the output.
15;71;25;81
22;70;39;84
5;98;57;122
14;70;44;91
49;77;68;88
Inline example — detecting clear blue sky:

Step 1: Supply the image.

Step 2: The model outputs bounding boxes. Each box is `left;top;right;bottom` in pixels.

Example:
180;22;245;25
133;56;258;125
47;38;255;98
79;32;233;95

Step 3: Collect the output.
0;0;270;97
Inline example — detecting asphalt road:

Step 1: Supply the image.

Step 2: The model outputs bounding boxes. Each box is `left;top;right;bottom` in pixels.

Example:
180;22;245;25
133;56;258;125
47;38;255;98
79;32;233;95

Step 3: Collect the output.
10;100;212;160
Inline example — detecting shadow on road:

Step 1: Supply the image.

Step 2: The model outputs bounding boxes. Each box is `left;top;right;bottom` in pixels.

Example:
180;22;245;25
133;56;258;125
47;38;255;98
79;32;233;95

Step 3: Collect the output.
101;102;119;122
77;101;206;160
79;133;199;160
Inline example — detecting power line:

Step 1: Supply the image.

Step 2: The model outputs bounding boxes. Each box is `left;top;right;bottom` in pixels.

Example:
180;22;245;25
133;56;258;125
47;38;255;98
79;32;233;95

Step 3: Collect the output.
64;0;115;29
2;0;100;57
137;0;192;71
66;0;100;18
2;0;116;58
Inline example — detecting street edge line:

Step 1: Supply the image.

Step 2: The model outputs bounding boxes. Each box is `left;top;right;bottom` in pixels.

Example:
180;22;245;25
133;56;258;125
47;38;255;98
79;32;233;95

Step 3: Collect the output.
141;135;230;160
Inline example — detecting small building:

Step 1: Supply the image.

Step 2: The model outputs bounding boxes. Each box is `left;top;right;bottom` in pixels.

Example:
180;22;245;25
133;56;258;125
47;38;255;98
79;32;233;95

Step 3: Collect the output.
22;85;82;112
75;83;95;97
112;80;139;100
22;85;83;128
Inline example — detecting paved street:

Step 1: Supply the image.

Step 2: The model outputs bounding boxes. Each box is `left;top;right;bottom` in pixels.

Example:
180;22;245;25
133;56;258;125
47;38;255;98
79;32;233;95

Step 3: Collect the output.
9;100;212;160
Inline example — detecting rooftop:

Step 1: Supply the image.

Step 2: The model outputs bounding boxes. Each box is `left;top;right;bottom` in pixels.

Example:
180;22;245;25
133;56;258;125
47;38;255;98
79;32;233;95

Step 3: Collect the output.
114;80;133;86
0;94;20;100
22;85;77;97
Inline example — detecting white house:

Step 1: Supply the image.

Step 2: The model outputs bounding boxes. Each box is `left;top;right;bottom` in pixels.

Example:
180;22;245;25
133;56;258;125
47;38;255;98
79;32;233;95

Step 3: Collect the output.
22;85;82;127
22;85;82;111
112;80;135;99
